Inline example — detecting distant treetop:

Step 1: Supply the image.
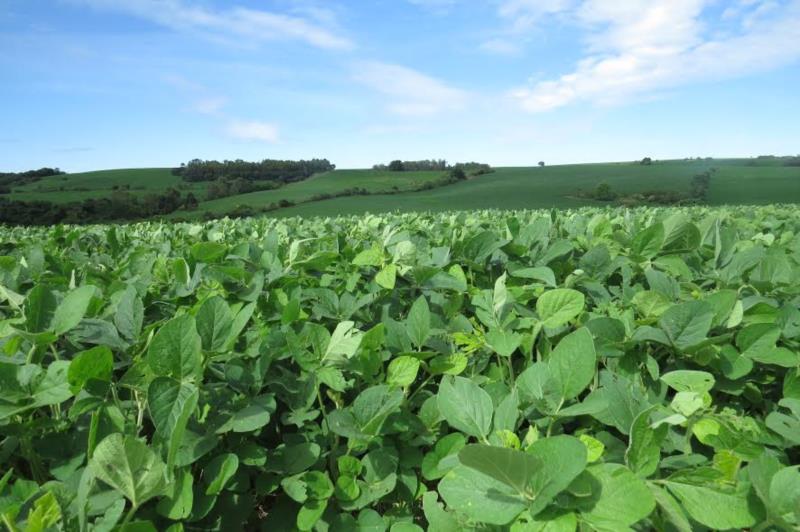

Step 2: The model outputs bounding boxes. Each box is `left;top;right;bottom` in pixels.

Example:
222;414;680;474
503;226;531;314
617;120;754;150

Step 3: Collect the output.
373;159;493;176
172;158;335;183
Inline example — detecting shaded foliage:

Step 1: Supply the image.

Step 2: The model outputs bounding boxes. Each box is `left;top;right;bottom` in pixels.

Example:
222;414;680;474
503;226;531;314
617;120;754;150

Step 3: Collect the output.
173;158;334;183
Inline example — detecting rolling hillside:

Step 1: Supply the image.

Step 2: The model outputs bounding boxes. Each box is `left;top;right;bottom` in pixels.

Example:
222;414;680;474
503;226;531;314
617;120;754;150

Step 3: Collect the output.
273;159;800;218
5;158;798;220
9;168;201;203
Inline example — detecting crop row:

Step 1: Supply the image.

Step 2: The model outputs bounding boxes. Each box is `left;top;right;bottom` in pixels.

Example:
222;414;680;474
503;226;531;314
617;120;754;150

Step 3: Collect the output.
0;205;798;531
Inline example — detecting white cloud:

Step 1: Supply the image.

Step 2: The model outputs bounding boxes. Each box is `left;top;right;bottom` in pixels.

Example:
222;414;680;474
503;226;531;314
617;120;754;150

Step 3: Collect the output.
512;0;800;111
226;120;280;143
193;97;228;116
499;0;574;31
71;0;354;50
163;75;277;143
353;61;468;116
481;0;574;54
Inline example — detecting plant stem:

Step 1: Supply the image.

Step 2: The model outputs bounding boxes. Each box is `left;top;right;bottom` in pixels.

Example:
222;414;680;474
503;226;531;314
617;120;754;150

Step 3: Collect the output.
505;356;515;386
2;512;20;532
407;375;433;403
121;504;139;527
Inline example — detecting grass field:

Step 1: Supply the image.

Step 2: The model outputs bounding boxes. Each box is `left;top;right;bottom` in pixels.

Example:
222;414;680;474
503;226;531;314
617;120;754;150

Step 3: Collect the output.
193;169;448;214
9;168;204;203
6;159;798;216
274;158;800;217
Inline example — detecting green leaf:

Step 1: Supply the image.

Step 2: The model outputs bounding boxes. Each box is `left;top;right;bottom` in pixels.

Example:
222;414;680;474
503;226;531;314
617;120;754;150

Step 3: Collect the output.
649;484;692;532
660;370;715;393
204;453;239;495
671;391;705;417
406;295;431;348
375;264;397;289
536;289;584;329
738;324;797;367
53;285;96;335
352;385;404;436
438;464;528;525
769;466;800;518
190;242;227;262
67;346;113;395
386;356;420;388
547;327;596;402
514;509;577;532
422;433;466;480
297;499;327;531
146;314;202;380
625;408;666;478
317;366;349;392
148;377;199;470
353;245;384;267
195;296;233;352
486;328;522;358
658;301;713;351
90;434;167;508
437;376;493;438
422;491;461;532
271;442;322;475
24;284;57;333
231;395;276;432
323;321;363;365
458;444;542;495
25;491;62;532
579;434;605;463
114;285;144;341
525;435;587;516
156;469;194;520
631;223;665;259
665;482;758;529
510;266;556;287
223;302;255;351
580;464;655;531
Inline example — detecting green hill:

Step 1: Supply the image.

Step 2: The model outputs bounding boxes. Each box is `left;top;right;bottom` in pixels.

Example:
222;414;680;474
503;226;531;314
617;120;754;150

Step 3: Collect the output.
9;168;200;203
6;158;798;220
272;158;800;218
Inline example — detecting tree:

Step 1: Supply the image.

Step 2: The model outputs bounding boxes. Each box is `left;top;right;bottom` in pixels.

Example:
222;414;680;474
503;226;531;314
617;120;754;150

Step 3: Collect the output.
388;160;405;172
450;167;466;180
640;157;653;165
538;161;545;167
184;192;199;211
594;182;616;201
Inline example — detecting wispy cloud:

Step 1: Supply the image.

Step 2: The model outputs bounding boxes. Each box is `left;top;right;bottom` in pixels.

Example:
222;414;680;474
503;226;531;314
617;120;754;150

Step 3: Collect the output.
353;61;468;116
481;0;574;55
226;120;279;143
193;97;228;117
511;0;800;111
164;75;279;144
406;0;457;14
71;0;354;50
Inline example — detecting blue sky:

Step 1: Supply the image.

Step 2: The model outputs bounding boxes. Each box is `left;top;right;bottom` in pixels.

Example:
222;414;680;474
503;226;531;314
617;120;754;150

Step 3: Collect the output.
1;0;799;172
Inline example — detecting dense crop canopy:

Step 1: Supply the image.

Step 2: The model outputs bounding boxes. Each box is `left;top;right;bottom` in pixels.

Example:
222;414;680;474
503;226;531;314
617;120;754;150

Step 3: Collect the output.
1;204;799;531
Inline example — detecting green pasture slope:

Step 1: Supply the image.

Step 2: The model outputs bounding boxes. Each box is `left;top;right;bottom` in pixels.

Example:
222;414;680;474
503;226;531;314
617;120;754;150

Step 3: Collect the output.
194;169;448;214
9;168;204;203
275;158;800;217
7;158;798;215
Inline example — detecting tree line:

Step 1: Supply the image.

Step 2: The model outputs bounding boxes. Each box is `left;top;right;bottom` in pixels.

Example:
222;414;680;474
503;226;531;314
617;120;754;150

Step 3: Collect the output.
576;168;717;206
0;167;65;193
172;158;335;183
0;189;198;226
373;159;493;175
